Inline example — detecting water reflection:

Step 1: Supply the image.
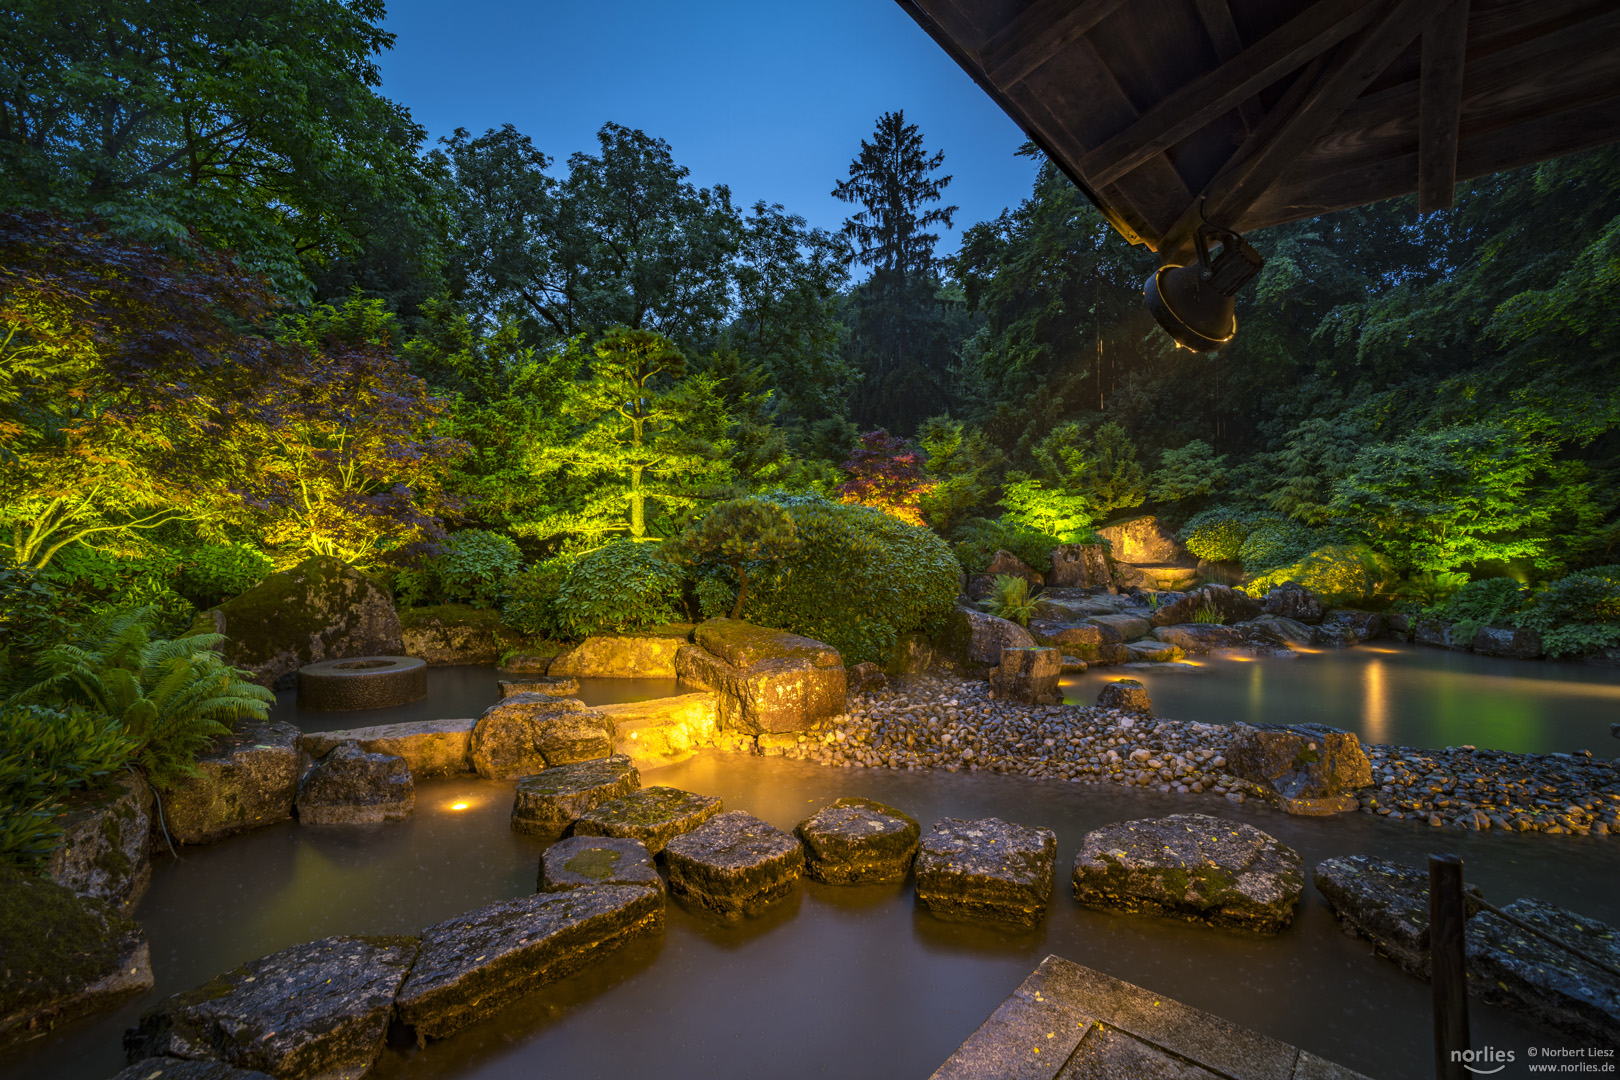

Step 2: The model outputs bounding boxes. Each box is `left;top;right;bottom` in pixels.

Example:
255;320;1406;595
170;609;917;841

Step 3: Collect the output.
1066;643;1620;756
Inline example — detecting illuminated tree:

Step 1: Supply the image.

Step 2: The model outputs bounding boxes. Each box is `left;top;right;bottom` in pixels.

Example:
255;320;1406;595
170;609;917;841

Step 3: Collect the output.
666;499;799;619
835;430;934;526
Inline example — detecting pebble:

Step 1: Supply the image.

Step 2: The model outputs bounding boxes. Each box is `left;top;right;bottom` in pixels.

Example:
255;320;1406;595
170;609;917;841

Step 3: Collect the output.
763;673;1620;838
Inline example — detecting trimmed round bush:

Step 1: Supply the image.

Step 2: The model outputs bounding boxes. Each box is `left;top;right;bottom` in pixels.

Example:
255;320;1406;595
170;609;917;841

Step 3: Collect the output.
1247;544;1396;607
434;530;522;608
1179;507;1258;563
553;543;682;638
741;494;961;666
502;557;574;637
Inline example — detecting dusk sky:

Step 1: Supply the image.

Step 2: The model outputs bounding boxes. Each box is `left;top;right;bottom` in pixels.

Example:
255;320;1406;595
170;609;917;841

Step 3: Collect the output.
377;0;1040;256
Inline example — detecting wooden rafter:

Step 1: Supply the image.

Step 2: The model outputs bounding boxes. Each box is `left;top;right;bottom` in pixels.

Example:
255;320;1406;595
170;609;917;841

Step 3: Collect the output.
1080;0;1380;188
1418;0;1471;213
1190;0;1264;131
980;0;1127;88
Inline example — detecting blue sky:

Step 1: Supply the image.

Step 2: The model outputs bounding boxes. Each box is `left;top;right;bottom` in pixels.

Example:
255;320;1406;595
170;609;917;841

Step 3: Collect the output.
376;0;1039;256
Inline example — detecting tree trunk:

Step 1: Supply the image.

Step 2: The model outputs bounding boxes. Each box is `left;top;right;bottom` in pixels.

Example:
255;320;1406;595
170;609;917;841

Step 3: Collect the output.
729;563;749;620
629;465;645;539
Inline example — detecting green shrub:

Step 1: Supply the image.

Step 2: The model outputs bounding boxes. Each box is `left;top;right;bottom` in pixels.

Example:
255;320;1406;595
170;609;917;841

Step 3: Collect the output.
1192;600;1225;624
552;543;683;638
177;543;273;608
1515;565;1620;658
1179;507;1269;563
0;704;138;870
950;517;1066;574
1392;571;1471;607
987;575;1036;625
0;568;86;687
695;573;738;621
400;530;522;609
1430;577;1527;625
501;556;577;637
742;494;960;666
1247;544;1396;607
41;543;194;634
16;608;273;790
1237;519;1324;574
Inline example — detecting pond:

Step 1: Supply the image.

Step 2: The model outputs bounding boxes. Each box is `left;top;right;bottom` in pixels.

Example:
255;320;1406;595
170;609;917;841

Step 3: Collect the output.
1064;643;1620;758
8;748;1617;1080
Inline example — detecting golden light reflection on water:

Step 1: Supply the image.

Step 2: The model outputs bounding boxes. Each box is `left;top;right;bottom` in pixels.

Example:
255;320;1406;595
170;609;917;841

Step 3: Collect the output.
1363;659;1389;743
442;797;480;812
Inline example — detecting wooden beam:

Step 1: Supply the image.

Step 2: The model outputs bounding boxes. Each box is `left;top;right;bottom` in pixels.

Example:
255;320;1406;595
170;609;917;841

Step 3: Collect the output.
1081;0;1381;187
1191;0;1264;131
1418;0;1471;212
980;0;1127;87
1182;0;1451;243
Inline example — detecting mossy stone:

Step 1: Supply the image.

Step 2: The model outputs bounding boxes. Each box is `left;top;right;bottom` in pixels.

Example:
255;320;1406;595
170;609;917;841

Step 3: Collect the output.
662;811;804;921
538;835;662;893
795;797;921;884
511;755;640;837
572;786;722;855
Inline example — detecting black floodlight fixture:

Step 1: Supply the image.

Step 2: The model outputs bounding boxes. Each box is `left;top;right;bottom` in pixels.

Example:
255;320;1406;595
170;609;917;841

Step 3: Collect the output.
1144;224;1265;351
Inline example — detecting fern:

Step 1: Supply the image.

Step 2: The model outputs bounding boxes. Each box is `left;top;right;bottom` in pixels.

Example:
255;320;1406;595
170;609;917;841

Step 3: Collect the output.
988;574;1038;626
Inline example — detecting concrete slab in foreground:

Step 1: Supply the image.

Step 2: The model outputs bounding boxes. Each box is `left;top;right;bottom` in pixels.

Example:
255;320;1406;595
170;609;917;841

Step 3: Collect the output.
930;956;1372;1080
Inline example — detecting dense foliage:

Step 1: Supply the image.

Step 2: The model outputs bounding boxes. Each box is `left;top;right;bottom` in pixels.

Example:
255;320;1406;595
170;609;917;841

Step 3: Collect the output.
551;543;683;638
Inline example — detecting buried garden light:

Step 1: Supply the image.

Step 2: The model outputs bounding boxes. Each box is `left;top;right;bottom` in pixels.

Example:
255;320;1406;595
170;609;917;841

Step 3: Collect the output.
1144;223;1265;351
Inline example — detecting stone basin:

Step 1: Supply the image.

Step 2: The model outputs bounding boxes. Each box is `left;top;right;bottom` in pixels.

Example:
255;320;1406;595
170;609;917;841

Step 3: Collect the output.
296;656;428;710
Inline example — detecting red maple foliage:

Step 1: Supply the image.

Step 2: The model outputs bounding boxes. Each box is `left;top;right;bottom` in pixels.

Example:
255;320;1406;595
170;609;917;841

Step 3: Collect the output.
835;429;935;527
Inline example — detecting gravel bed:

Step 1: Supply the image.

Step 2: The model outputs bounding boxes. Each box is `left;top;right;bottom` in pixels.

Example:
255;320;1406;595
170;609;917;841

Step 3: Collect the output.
766;673;1620;836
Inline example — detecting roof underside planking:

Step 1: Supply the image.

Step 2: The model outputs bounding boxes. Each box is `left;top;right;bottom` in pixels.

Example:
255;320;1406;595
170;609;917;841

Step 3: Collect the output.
895;0;1620;261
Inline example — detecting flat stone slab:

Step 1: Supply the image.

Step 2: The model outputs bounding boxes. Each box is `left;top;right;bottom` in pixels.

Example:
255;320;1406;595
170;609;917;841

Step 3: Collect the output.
915;817;1057;928
499;676;579;698
1313;855;1484;977
1466;897;1620;1045
0;869;153;1048
469;695;613;779
795;797;921;885
511;755;641;837
539;836;662;893
395;886;663;1042
930;955;1373;1080
106;1062;277;1080
1151;624;1244;653
163;721;301;845
662;811;804;920
295;745;414;825
299;719;474;779
1071;813;1303;933
125;935;419;1080
572;786;722;855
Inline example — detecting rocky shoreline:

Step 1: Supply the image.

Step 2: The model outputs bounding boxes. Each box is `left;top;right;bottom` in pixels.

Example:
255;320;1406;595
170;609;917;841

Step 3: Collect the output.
778;673;1620;837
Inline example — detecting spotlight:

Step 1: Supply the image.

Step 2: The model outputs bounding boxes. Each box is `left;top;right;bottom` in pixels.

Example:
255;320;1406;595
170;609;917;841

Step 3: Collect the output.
1145;224;1264;351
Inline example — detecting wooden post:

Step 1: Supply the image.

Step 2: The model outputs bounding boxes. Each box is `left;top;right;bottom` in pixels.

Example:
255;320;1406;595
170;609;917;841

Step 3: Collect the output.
1429;853;1469;1080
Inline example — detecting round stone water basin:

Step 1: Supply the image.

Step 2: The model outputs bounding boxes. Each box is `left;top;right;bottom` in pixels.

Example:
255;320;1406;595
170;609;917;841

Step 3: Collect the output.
297;655;428;710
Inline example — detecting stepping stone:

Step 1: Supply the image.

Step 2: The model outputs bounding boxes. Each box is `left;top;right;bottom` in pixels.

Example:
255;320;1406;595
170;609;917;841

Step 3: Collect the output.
295;744;414;825
1467;897;1620;1046
1313;855;1484;977
662;811;804;920
499;676;579;698
395;886;662;1042
124;935;419;1079
511;754;640;837
539;836;662;893
1072;813;1303;933
914;817;1056;928
572;786;722;855
794;797;920;884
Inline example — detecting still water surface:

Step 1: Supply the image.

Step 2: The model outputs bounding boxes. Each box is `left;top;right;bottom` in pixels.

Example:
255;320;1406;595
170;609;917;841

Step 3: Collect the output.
7;752;1617;1080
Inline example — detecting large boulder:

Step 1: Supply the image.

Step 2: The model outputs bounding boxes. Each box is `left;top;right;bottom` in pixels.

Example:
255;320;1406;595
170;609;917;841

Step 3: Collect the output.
1473;625;1543;660
1466;898;1620;1045
193;555;403;690
1151;624;1244;653
43;771;153;910
662;811;804;920
1071;813;1303;933
599;693;719;771
914;817;1056;928
468;695;613;780
294;745;415;825
795;797;921;885
988;647;1061;705
124;935;418;1079
1027;619;1126;665
163;721;301;845
1225;722;1372;815
1088;613;1151;641
299;718;475;779
1414;617;1470;650
935;607;1036;672
395;886;662;1043
398;603;526;665
674;619;845;735
1047;543;1111;589
1261;583;1325;624
1148;585;1261;628
510;755;641;837
573;786;723;855
1320;608;1383;643
1096;515;1188;564
883;631;937;676
984;549;1043;587
0;868;153;1048
538;836;663;894
1313;855;1484;978
548;625;694;678
1239;614;1316;648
